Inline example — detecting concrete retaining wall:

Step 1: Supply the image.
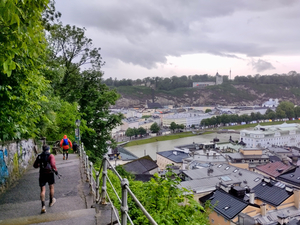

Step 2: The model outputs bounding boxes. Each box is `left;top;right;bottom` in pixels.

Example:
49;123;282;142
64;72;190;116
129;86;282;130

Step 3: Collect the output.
0;139;38;193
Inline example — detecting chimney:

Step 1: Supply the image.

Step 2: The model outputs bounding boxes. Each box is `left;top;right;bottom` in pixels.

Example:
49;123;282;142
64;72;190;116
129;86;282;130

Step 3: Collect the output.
219;183;230;193
263;177;270;183
277;213;289;225
207;152;209;158
294;189;300;209
260;203;266;216
249;190;255;204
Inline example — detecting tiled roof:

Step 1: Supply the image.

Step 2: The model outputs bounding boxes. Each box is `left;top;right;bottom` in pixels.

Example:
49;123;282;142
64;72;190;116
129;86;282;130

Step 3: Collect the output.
269;155;281;162
123;155;158;174
256;161;293;178
252;180;293;206
200;189;248;220
157;150;190;163
277;167;300;187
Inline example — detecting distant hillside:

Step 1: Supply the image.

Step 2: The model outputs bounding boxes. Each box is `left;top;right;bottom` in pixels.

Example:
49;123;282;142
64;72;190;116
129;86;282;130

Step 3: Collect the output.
113;82;300;108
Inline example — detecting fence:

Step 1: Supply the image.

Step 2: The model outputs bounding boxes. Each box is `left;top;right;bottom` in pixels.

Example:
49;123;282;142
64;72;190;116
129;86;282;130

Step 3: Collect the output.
79;144;158;225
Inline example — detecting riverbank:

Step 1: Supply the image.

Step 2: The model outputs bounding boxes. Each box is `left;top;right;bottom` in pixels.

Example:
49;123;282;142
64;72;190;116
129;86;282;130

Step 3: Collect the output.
123;120;300;148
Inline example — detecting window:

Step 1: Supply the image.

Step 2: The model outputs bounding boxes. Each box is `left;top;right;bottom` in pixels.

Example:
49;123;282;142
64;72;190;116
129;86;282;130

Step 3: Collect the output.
218;164;223;168
225;166;230;170
233;169;238;173
254;177;260;182
221;176;232;181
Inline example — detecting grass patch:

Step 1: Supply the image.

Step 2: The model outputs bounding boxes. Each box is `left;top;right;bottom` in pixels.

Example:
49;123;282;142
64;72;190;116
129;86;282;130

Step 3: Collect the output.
124;132;199;147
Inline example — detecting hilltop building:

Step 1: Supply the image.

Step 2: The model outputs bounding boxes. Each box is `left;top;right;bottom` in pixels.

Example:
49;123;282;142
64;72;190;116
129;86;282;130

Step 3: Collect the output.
192;72;223;88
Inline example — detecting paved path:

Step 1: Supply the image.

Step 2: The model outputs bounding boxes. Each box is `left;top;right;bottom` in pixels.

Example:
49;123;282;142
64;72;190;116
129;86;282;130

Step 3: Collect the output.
0;154;97;225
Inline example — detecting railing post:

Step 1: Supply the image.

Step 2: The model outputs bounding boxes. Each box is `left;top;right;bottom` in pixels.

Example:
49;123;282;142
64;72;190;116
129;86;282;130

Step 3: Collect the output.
86;156;89;182
121;178;129;225
100;154;108;204
89;162;93;185
96;171;100;203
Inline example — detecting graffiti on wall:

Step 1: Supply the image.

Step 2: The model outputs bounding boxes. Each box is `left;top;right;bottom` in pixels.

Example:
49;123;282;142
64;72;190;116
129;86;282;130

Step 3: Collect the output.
0;139;35;189
0;149;9;185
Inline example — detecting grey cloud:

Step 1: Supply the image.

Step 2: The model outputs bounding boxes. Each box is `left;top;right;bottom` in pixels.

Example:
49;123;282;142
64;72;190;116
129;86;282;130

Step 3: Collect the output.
250;59;276;72
55;0;300;69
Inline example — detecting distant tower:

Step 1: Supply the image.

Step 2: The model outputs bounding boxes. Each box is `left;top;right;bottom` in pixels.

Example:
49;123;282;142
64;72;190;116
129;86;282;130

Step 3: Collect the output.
216;72;223;85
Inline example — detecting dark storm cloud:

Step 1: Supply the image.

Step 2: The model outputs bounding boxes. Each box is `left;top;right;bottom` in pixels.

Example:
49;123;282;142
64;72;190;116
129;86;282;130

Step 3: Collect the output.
55;0;300;69
250;59;276;72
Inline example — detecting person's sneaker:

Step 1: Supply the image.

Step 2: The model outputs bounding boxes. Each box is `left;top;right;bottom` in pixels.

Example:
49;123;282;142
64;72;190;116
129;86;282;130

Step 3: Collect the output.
49;198;56;207
63;156;65;160
41;206;46;214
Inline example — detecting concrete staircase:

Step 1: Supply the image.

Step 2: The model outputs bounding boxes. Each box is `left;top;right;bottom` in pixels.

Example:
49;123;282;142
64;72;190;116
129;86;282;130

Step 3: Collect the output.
0;154;117;225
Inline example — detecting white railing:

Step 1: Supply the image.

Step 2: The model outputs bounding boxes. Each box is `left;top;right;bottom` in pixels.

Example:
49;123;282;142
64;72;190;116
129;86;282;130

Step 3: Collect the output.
79;144;158;225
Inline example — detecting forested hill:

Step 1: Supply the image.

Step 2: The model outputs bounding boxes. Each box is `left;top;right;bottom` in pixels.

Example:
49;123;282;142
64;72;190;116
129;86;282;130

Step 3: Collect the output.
105;72;300;108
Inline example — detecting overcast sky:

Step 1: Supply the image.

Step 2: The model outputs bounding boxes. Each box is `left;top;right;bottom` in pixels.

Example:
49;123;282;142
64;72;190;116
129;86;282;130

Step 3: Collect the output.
55;0;300;80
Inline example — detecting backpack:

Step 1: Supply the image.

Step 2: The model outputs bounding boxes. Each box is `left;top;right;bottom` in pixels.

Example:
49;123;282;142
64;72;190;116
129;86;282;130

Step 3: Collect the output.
63;138;69;146
39;152;52;172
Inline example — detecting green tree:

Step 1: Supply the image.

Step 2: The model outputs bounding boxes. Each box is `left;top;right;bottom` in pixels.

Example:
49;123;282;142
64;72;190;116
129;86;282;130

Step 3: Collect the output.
205;109;212;113
125;128;135;140
46;23;104;102
276;108;286;119
79;70;124;160
170;122;177;133
150;122;160;133
130;169;210;224
294;106;300;118
138;127;147;136
276;101;295;119
0;0;50;141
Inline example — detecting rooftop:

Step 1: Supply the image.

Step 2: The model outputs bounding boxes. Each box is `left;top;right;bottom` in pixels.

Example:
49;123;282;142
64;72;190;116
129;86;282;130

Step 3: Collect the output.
157;150;190;163
256;161;294;178
252;180;293;207
200;189;248;220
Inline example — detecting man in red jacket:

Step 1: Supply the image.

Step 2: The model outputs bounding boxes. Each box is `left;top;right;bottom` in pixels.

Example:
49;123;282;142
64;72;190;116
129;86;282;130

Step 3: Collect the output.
60;135;72;160
34;145;58;214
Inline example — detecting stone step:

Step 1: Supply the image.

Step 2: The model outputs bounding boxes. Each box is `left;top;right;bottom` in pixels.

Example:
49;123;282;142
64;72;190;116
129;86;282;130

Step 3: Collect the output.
0;208;96;225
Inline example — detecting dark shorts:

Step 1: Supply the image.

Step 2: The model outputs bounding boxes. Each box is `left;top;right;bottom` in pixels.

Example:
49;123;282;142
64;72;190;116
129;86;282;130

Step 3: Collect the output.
39;173;55;187
63;149;68;153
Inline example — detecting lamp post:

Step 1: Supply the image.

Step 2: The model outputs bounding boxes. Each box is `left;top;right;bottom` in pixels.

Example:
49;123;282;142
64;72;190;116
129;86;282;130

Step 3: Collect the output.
75;119;81;155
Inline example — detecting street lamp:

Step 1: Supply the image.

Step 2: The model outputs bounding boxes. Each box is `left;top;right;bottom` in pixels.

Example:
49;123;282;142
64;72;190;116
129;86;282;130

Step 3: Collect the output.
75;119;81;155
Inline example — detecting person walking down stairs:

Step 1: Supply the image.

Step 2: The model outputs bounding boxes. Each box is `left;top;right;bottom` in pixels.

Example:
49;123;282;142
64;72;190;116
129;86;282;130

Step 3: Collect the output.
33;145;58;214
60;135;72;160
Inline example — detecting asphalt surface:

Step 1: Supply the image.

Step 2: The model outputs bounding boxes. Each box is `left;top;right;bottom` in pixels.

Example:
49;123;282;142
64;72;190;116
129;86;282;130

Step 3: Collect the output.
0;153;97;225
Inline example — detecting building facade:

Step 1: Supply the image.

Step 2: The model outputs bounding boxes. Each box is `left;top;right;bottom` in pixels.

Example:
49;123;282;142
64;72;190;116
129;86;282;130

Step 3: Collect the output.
240;123;300;148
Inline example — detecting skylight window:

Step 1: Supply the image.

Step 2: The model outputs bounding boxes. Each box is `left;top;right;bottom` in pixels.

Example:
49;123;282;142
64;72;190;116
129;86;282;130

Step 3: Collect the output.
225;166;230;170
254;178;260;182
297;177;300;180
218;164;222;168
221;176;232;181
290;174;295;177
224;206;230;210
233;169;238;173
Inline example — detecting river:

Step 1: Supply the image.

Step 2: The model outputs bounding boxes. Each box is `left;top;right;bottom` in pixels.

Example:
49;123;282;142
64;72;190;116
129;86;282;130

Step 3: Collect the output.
125;132;241;160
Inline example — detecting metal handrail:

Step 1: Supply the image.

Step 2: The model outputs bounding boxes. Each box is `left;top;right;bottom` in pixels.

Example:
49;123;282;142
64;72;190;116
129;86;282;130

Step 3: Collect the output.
79;144;158;225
